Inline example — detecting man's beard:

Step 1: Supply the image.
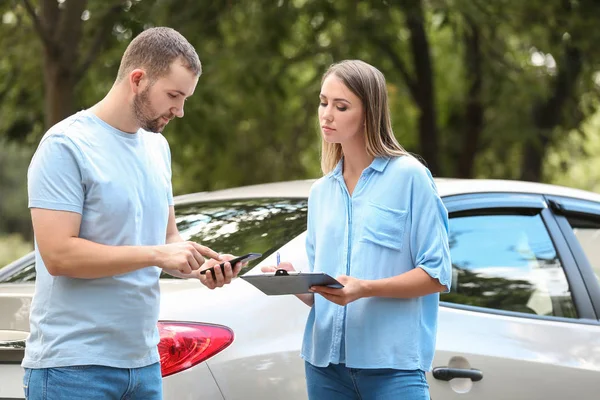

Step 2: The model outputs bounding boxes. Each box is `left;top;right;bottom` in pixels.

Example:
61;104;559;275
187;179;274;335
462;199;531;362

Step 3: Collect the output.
133;86;171;133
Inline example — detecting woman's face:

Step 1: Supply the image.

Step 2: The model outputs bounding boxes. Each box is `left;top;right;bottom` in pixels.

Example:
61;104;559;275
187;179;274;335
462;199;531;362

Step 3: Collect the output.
318;74;365;145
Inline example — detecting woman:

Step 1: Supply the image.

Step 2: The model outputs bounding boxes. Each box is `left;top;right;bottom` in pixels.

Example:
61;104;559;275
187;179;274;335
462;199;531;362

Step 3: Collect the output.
262;59;451;399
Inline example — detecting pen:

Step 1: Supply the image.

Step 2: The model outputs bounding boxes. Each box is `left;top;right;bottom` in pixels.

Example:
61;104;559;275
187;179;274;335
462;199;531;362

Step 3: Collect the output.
276;252;280;268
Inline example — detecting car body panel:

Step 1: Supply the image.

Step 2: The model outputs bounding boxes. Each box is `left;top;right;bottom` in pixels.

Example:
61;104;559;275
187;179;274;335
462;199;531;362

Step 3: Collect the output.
430;306;600;399
160;246;311;399
0;363;25;399
162;362;225;400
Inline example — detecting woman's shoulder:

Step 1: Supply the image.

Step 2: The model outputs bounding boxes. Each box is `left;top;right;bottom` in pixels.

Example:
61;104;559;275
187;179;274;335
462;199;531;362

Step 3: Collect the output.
308;175;331;197
387;155;432;181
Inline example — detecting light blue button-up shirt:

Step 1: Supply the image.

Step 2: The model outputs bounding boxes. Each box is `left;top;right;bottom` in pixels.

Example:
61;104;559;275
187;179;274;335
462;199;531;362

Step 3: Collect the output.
301;155;451;371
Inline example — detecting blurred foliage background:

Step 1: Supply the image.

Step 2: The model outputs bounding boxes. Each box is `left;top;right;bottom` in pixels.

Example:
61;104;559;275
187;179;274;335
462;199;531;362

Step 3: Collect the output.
2;0;600;266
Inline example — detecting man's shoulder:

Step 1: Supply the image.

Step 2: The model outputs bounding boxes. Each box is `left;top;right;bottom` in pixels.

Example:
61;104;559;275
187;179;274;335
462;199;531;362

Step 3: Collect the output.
39;110;95;147
47;110;93;134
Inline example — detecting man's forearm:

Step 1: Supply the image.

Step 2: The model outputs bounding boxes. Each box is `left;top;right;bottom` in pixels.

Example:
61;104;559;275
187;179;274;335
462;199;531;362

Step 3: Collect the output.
45;237;161;279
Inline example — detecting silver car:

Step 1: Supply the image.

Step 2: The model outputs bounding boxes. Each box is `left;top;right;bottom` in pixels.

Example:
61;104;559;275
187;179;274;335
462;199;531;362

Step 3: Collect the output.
1;178;600;399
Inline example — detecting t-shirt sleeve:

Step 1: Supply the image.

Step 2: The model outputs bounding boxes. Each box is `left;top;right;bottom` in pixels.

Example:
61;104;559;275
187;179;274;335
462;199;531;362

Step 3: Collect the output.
409;166;452;292
28;135;85;214
161;136;174;207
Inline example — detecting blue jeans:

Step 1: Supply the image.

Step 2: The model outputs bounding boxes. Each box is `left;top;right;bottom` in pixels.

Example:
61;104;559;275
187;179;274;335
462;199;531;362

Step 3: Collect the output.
23;363;162;400
305;362;430;400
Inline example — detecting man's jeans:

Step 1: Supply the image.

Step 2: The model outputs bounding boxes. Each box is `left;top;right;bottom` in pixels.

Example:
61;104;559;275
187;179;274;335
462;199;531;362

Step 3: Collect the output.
23;363;162;400
305;361;430;400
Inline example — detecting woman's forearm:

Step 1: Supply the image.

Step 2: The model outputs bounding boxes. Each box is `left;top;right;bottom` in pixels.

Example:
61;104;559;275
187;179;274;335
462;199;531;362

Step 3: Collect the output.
361;267;447;299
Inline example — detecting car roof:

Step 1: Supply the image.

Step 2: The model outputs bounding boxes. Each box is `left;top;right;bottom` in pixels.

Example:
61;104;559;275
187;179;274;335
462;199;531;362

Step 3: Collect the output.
175;178;600;204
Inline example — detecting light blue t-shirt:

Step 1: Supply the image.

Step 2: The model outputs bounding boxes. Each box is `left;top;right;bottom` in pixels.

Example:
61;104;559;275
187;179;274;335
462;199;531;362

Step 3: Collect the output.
301;156;452;371
23;110;174;369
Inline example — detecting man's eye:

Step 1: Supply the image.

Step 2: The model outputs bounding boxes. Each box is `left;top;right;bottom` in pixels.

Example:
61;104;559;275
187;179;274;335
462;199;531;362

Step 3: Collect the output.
168;93;177;99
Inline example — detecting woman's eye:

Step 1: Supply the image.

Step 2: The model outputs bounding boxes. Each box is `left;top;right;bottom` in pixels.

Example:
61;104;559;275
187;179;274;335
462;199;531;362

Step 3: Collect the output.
337;106;347;111
319;102;327;107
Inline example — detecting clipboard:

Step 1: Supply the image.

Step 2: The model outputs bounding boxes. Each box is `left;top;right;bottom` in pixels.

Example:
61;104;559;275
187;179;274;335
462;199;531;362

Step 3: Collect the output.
240;269;344;295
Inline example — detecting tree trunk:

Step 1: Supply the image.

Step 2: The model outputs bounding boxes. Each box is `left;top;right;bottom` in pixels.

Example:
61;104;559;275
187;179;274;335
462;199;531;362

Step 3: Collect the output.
43;51;77;129
402;0;440;175
520;44;581;182
458;19;483;179
23;0;124;130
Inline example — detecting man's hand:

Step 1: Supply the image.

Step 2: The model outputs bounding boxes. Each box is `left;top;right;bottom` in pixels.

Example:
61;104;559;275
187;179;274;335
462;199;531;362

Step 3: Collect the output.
155;241;220;275
309;275;365;306
195;254;244;289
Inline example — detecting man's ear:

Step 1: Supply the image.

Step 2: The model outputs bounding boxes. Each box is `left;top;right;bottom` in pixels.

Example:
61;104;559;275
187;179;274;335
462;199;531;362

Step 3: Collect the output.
129;69;146;94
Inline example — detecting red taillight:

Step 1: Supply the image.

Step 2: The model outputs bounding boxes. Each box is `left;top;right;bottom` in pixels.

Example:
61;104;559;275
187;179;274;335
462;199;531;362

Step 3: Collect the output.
157;321;234;378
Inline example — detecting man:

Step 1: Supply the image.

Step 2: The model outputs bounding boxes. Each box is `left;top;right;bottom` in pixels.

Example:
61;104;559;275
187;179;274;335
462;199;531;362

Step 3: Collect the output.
23;27;240;399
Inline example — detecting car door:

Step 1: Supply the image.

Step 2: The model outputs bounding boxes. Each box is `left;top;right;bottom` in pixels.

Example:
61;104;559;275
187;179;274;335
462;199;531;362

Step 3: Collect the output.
0;253;35;400
429;193;600;400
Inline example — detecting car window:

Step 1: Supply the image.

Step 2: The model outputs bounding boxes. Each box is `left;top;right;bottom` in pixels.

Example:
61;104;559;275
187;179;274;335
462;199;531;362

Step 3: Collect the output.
564;215;600;284
0;198;308;283
0;260;36;283
441;212;578;319
161;198;308;278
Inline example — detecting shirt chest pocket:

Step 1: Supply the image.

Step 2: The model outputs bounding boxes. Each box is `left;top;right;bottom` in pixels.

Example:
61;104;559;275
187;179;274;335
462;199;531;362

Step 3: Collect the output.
360;202;408;252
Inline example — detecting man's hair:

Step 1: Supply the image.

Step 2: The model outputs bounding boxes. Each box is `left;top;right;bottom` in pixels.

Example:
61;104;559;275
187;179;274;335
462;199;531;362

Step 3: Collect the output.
116;27;201;81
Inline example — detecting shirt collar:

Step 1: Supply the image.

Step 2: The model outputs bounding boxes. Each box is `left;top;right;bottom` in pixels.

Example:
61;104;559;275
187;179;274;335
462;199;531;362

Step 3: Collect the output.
329;156;391;180
370;157;390;172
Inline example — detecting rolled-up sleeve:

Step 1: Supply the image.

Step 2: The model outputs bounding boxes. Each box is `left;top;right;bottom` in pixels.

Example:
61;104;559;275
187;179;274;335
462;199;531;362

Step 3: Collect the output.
409;168;452;292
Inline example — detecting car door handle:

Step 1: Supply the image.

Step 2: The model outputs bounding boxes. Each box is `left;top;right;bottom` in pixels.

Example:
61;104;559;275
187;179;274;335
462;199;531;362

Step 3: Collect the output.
432;367;483;382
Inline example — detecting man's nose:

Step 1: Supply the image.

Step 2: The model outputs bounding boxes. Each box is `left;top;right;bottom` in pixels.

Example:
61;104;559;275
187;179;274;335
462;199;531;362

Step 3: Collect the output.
172;106;184;118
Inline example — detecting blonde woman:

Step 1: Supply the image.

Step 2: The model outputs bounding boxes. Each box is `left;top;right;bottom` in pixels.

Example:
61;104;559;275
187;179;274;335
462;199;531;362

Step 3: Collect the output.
263;60;451;399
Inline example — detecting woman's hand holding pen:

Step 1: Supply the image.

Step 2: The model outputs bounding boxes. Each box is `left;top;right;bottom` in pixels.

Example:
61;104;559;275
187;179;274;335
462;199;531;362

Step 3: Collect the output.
261;251;294;273
310;275;365;306
261;259;315;307
260;261;295;273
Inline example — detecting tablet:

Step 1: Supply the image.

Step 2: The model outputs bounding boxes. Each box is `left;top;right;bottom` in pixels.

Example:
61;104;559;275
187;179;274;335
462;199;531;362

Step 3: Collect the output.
240;269;343;295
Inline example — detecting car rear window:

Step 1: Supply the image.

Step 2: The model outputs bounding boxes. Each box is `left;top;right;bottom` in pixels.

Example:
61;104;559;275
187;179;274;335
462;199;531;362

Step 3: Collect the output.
161;198;308;278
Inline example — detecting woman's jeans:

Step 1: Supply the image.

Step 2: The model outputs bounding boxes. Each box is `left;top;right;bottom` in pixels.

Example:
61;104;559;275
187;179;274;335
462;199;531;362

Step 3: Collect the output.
23;362;162;400
305;361;430;400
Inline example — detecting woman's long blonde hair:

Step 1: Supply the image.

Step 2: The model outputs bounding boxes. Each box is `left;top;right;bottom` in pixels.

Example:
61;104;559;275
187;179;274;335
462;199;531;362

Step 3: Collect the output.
320;60;408;174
